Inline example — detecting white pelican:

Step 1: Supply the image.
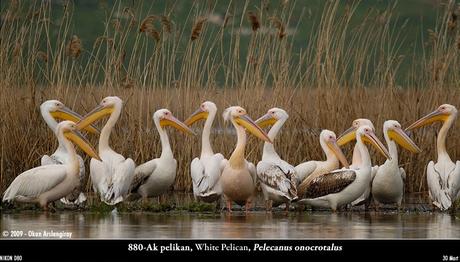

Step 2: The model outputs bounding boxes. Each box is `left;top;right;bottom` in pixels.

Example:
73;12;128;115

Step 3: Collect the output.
40;100;99;206
184;101;227;203
406;104;460;211
221;106;272;212
298;125;391;212
128;109;194;200
255;108;297;212
76;96;135;205
2;121;99;210
372;120;421;210
337;118;376;207
295;130;350;189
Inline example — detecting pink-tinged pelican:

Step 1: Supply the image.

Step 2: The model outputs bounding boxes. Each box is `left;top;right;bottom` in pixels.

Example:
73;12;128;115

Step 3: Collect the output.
76;96;135;205
40;100;99;206
128;109;194;200
255;108;297;212
2;121;100;210
406;104;460;211
221;106;272;212
372;120;421;210
298;126;390;212
337;118;376;207
295;130;349;189
185;101;227;204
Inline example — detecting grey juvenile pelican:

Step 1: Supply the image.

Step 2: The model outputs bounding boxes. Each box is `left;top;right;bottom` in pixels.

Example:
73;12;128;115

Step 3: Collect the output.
256;107;297;212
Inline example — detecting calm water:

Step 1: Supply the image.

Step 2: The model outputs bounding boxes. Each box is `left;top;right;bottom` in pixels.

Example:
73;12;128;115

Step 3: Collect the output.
1;211;459;239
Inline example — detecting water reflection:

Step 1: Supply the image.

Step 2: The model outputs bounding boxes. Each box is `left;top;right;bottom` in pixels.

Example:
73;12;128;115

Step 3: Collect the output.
1;211;459;239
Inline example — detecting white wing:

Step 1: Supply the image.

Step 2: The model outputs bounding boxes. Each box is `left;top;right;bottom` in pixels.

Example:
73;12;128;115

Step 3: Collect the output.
247;160;257;184
130;159;157;194
190;158;204;195
448;161;460;200
105;158;136;205
204;154;225;193
427;161;451;210
90;158;109;197
294;161;317;185
399;167;406;182
3;165;67;202
371;165;379;181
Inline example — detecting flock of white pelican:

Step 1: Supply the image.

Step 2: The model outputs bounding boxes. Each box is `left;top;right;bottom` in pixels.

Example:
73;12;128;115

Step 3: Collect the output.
2;97;459;212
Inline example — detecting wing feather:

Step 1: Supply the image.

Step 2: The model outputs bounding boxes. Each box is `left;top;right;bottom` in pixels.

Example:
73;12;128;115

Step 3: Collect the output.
303;170;356;199
3;165;67;202
257;161;297;199
130;159;156;194
105;158;135;205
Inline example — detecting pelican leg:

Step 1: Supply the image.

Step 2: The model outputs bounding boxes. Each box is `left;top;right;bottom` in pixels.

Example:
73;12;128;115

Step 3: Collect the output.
397;199;403;212
245;199;253;213
450;200;458;214
265;200;273;212
44;202;56;213
285;202;290;215
226;200;233;213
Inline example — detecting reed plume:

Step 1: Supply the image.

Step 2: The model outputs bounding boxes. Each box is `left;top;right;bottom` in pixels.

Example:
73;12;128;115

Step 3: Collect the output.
248;11;260;32
66;35;82;59
269;16;286;39
191;17;207;41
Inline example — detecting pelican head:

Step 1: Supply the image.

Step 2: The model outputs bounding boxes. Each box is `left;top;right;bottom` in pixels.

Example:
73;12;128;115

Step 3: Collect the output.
223;106;272;143
255;107;289;128
184;101;217;126
154;109;195;135
384;120;421;153
406;104;458;131
76;96;122;130
320;130;349;168
57;120;100;160
337;118;375;146
41;100;99;134
356;125;391;160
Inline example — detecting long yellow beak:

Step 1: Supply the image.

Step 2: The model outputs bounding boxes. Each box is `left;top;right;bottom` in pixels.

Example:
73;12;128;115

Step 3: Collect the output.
388;127;421;153
160;115;196;135
405;109;449;131
363;131;391;160
235;114;272;143
76;104;114;130
255;113;277;128
326;140;350;168
184;108;209;126
64;130;100;160
337;126;357;146
51;107;100;134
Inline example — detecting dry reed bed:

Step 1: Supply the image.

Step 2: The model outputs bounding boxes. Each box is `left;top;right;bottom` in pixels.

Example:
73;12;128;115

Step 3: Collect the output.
1;1;460;198
1;86;459;195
